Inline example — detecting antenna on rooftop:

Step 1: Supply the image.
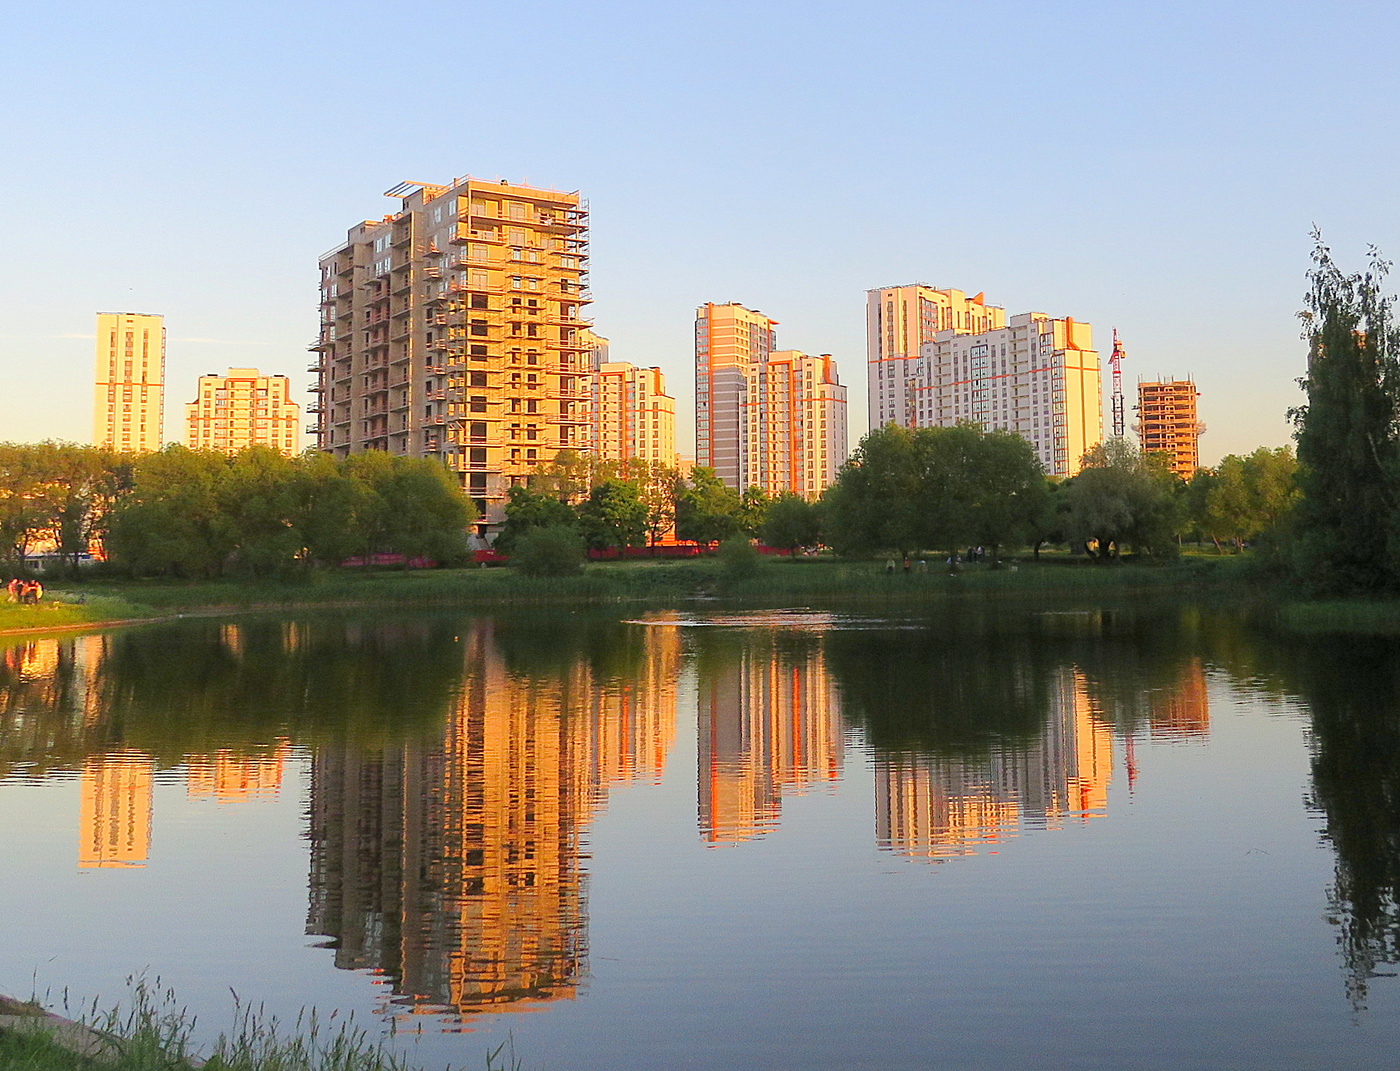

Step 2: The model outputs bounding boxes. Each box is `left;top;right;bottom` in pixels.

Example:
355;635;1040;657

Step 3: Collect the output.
1110;328;1126;438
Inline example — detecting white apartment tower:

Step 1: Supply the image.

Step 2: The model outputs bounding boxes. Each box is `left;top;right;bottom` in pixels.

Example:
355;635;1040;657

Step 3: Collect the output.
867;286;1004;429
94;312;166;453
868;285;1103;477
743;351;847;498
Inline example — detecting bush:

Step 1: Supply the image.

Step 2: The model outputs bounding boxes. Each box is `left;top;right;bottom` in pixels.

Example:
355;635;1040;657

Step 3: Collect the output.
716;537;763;582
511;525;584;578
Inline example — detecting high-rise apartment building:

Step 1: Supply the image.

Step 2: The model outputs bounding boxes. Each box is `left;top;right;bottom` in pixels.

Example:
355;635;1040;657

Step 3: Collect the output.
867;285;1105;476
79;752;153;868
94;312;165;452
592;362;676;466
695;302;777;488
912;312;1102;477
866;286;1004;430
312;177;591;521
184;368;300;456
695;303;847;497
1136;377;1202;478
743;351;848;498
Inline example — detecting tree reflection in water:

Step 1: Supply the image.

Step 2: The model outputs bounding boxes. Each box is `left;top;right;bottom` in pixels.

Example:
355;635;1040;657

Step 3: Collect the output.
6;602;1400;1009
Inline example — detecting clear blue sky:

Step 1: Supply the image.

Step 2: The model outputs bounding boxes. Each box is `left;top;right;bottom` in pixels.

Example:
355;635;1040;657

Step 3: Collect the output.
3;0;1397;464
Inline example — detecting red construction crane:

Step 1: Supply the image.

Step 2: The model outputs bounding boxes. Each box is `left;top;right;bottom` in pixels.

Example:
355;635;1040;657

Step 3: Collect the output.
1110;329;1126;438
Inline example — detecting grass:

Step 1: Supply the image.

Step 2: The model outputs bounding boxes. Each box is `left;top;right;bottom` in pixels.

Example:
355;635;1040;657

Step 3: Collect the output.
1276;599;1400;635
0;979;510;1071
0;554;1259;637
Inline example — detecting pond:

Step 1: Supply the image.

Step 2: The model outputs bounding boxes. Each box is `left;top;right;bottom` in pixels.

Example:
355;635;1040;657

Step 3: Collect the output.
1;599;1399;1070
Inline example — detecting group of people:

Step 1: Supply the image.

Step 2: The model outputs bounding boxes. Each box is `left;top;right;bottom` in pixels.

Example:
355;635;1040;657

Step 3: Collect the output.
884;558;930;574
4;578;43;605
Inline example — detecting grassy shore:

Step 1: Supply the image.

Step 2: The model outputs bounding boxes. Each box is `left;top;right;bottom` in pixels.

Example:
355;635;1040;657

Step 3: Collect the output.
0;553;1259;636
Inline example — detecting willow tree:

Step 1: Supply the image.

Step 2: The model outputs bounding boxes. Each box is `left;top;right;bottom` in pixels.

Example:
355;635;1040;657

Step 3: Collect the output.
1290;235;1400;593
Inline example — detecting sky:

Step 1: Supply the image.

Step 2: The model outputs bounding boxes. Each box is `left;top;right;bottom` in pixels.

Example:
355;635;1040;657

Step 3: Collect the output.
2;0;1399;465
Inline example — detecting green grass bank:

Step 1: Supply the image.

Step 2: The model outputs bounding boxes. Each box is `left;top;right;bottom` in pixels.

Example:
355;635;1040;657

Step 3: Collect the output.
0;553;1262;638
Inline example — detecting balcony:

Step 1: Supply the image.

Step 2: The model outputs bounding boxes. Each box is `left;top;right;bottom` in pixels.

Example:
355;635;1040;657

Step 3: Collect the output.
451;223;504;244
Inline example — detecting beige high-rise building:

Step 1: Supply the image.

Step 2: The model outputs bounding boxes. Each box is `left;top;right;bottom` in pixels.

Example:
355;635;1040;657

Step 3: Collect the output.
866;285;1004;430
79;751;153;868
592;362;676;466
695;303;847;496
695;302;777;488
912;311;1103;476
312;177;591;522
1136;377;1202;478
94;312;165;452
743;351;848;498
184;368;301;456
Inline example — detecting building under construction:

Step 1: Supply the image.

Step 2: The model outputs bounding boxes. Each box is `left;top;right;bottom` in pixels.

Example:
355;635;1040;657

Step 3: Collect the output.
1136;378;1202;478
310;177;592;522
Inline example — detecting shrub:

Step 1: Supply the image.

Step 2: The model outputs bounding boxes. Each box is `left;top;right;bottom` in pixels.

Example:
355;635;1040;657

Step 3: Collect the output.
511;525;584;578
716;537;763;582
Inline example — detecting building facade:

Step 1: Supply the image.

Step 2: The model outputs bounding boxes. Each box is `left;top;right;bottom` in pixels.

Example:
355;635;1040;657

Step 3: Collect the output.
591;362;676;467
695;302;778;488
867;286;1104;476
184;368;300;456
312;177;592;521
94;312;165;453
695;303;847;497
912;312;1102;477
866;285;1004;430
743;350;848;498
1136;378;1202;478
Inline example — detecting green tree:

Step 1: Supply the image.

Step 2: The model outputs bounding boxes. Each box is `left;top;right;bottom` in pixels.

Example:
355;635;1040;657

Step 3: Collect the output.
512;524;585;577
1063;438;1184;560
496;484;576;554
292;450;369;567
576;479;648;551
1290;235;1400;593
758;493;820;552
340;452;473;565
822;425;925;556
106;446;238;577
222;446;303;576
675;467;743;545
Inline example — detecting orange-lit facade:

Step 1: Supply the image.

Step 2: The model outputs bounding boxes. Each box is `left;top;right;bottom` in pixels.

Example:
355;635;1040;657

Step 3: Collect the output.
743;350;848;499
306;619;678;1021
695;303;848;495
186;746;290;803
1137;378;1202;478
591;362;676;467
696;633;842;843
79;752;153;868
94;312;165;453
312;177;592;522
695;302;778;488
184;368;300;456
875;669;1112;860
1148;659;1210;740
867;285;1004;429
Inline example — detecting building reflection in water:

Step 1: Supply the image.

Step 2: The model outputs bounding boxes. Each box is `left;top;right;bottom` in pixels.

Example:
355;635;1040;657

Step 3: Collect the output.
305;619;679;1022
1148;658;1210;741
79;751;153;868
694;629;842;844
875;668;1113;860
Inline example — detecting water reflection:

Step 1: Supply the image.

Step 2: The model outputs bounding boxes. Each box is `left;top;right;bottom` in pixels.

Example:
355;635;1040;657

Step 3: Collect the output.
7;603;1400;1014
874;668;1112;860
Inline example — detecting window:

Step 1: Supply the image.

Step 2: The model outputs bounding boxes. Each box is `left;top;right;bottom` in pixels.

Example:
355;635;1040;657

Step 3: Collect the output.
471;293;489;309
470;396;487;412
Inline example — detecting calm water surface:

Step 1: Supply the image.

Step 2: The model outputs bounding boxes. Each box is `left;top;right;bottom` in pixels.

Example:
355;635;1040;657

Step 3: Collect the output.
2;600;1399;1069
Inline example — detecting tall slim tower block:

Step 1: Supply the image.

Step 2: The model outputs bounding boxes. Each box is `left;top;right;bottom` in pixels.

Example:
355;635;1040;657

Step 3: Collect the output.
185;368;301;456
313;177;591;521
94;312;165;452
695;303;847;497
1136;378;1201;478
744;351;847;498
695;302;777;489
592;363;676;466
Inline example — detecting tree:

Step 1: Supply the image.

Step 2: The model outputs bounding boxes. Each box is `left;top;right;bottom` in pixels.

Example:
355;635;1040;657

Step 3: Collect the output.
222;446;303;576
1290;234;1400;593
675;467;743;545
496;484;576;554
759;493;820;552
1063;438;1184;560
106;446;238;577
822;426;925;556
512;525;585;577
292;450;370;568
576;480;648;551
